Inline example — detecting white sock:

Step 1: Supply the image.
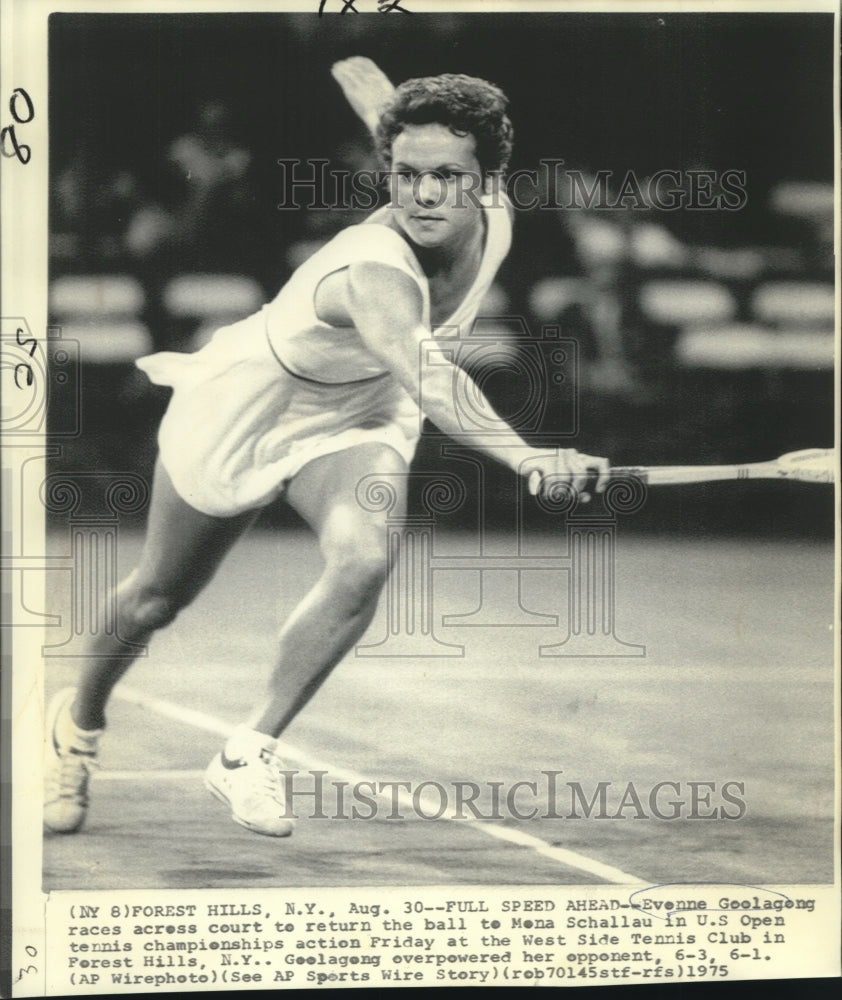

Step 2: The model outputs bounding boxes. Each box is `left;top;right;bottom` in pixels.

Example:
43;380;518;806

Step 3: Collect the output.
62;699;103;751
224;725;277;761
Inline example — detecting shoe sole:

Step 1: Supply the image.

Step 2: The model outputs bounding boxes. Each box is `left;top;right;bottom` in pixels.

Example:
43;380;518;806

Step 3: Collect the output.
204;773;293;839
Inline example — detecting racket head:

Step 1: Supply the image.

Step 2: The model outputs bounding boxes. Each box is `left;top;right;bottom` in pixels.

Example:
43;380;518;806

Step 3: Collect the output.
775;448;835;483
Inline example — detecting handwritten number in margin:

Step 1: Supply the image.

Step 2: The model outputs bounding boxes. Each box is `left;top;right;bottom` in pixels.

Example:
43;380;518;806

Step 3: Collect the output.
15;945;38;983
13;327;37;388
1;87;34;164
318;0;411;13
16;326;37;357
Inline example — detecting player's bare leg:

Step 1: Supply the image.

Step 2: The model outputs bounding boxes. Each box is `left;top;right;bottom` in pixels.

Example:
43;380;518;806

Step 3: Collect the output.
71;459;257;727
203;441;407;836
45;458;257;833
250;441;408;737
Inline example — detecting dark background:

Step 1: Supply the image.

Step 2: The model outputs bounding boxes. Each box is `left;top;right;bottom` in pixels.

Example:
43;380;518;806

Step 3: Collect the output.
49;13;833;208
48;11;835;535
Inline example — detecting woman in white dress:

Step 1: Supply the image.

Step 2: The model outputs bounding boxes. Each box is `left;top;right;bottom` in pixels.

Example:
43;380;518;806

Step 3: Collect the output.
45;60;609;838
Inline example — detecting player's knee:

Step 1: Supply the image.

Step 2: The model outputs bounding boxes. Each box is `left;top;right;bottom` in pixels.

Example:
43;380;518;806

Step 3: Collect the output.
326;541;389;605
125;582;191;633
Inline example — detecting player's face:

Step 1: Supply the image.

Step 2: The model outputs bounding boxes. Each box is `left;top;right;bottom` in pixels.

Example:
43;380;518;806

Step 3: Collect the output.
388;124;485;250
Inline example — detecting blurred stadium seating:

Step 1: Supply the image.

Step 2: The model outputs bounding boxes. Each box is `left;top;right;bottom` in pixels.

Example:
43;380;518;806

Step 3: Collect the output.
49;274;152;363
751;281;834;328
638;279;737;328
672;280;834;370
674;324;834;370
162;273;265;350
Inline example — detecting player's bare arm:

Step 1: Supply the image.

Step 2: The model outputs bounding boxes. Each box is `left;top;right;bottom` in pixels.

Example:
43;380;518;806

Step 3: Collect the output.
345;261;609;495
331;57;396;138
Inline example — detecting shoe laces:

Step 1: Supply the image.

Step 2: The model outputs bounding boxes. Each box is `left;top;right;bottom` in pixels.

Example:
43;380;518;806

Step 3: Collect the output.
49;748;100;802
253;747;289;804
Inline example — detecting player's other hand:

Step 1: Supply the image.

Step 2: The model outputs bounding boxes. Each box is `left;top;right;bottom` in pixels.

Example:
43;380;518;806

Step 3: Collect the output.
331;57;396;135
523;449;610;502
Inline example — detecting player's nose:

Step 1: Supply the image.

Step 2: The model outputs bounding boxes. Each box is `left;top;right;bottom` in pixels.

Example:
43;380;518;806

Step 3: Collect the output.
415;171;444;206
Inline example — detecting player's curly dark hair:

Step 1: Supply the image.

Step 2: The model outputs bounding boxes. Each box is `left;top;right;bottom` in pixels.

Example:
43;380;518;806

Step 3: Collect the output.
375;74;513;180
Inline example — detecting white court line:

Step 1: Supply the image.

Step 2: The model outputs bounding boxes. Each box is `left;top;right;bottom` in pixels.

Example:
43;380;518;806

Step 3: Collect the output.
114;684;646;885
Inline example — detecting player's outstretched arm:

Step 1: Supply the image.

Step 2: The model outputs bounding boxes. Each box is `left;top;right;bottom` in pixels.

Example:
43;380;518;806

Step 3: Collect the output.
331;56;396;138
346;261;609;497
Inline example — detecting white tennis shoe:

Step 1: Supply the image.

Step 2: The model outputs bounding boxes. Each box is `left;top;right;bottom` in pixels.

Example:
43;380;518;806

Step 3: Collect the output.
44;688;102;834
204;726;295;838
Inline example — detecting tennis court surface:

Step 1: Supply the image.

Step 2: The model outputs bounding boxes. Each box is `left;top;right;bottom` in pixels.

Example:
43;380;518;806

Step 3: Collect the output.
43;528;835;890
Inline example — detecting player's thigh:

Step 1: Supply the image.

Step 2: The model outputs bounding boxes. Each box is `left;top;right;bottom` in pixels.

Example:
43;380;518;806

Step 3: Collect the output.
285;442;408;561
132;457;258;602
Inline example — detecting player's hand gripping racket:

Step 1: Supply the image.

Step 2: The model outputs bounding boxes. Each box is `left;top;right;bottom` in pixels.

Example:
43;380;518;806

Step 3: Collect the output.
528;448;835;497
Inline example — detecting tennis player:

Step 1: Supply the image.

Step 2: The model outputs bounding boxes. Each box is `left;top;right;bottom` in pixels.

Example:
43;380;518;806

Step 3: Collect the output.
45;59;609;837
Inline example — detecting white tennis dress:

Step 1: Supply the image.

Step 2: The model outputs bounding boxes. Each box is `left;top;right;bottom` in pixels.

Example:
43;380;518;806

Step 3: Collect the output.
137;197;512;516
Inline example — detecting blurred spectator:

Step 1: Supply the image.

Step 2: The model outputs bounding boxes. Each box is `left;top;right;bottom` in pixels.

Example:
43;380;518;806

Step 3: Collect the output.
119;101;265;281
121;100;268;348
163;100;262;274
51;152;149;271
51;152;87;266
520;165;671;399
283;136;384;271
768;180;834;275
93;170;150;265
